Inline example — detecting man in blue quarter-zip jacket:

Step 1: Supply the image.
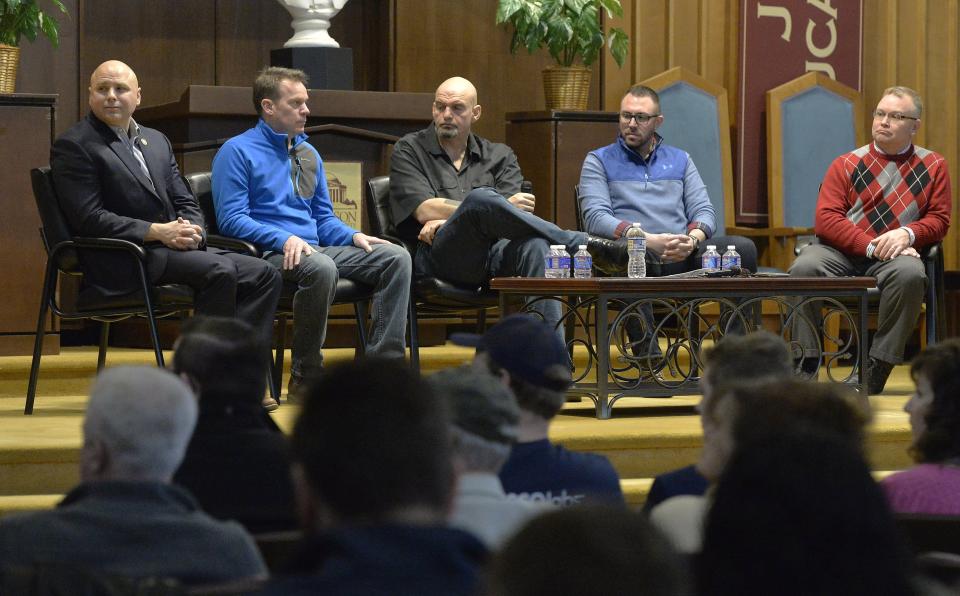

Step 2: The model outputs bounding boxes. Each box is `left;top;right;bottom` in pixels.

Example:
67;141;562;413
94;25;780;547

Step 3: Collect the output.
579;85;757;357
579;84;756;275
212;67;411;398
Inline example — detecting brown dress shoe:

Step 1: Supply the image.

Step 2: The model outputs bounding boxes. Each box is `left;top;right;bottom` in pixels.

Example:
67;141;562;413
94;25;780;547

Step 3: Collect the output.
262;395;279;411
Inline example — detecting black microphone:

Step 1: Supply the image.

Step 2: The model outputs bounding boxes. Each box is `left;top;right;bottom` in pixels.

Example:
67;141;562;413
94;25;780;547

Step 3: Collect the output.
521;180;533;194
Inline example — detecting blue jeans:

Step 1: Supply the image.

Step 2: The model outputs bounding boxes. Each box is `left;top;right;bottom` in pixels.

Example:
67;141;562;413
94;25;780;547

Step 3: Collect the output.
415;187;586;331
266;243;412;378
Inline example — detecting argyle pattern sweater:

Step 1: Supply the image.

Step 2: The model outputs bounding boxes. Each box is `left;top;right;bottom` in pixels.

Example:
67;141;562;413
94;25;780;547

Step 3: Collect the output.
815;143;951;256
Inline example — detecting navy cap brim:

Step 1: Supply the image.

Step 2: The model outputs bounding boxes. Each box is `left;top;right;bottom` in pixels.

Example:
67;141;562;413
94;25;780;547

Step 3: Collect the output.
450;332;483;347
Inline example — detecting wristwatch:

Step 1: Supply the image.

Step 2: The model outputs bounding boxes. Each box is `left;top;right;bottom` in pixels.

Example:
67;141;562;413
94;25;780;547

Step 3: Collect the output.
687;234;700;250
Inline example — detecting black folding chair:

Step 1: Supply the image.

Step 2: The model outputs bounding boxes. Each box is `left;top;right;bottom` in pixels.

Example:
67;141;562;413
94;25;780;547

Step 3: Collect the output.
26;167;194;414
365;175;499;371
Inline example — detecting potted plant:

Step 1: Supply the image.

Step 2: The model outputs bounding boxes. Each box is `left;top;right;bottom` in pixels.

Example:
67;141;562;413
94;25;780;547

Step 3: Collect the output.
496;0;628;110
0;0;68;93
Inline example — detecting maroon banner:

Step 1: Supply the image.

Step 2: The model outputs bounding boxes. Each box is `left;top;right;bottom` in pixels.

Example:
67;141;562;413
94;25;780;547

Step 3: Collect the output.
737;0;862;225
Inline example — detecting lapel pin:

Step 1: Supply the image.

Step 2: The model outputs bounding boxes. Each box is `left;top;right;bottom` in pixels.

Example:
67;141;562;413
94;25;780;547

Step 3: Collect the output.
140;138;148;146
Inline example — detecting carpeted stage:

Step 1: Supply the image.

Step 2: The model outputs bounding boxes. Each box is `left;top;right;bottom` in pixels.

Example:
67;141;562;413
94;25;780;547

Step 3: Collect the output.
0;344;914;515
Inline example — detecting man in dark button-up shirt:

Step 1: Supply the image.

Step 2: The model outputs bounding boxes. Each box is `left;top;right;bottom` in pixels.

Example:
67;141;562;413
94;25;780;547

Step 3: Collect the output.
389;76;625;332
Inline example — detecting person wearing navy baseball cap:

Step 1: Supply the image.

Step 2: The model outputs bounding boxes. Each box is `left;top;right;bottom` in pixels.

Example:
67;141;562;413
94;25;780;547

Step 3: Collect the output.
453;314;624;507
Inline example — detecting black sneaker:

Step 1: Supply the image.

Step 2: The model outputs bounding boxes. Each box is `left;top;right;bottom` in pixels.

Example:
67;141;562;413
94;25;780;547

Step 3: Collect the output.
586;236;628;275
866;357;894;394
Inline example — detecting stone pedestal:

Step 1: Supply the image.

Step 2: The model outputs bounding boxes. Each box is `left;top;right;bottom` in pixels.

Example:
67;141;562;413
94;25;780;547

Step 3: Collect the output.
271;47;353;90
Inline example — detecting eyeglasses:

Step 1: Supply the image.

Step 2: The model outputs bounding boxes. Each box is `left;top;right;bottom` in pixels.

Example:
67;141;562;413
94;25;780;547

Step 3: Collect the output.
619;111;660;124
873;109;919;122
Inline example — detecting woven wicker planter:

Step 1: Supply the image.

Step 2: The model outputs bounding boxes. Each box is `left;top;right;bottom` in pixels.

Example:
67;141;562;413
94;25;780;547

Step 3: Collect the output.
542;66;591;110
0;45;19;94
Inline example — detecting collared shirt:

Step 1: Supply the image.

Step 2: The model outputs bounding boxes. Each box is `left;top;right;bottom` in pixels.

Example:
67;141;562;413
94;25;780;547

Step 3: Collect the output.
112;118;153;187
389;123;522;242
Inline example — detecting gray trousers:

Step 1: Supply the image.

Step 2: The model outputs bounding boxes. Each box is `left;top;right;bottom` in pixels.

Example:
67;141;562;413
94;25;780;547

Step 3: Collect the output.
788;243;926;364
266;242;412;378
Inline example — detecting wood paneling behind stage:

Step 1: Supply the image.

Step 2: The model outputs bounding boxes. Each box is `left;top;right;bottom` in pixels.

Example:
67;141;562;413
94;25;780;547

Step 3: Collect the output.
391;0;601;143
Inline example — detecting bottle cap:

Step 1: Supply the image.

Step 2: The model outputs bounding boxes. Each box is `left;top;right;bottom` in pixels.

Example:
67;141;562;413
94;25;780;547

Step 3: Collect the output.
707;245;716;250
728;245;736;250
578;245;587;250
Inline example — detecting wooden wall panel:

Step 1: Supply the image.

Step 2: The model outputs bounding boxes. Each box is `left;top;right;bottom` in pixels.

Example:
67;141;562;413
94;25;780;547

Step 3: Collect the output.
214;0;289;87
15;0;79;137
391;0;599;143
80;1;216;108
603;0;738;124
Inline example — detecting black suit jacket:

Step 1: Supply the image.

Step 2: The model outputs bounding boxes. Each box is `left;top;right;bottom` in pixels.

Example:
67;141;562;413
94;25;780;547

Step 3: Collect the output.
50;112;206;296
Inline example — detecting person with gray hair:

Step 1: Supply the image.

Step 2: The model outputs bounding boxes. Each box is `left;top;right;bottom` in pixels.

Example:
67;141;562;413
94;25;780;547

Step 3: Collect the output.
429;366;546;549
0;366;266;586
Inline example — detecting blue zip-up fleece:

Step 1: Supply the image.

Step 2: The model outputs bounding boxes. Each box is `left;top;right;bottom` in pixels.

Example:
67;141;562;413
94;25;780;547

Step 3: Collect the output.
211;119;356;253
578;134;715;239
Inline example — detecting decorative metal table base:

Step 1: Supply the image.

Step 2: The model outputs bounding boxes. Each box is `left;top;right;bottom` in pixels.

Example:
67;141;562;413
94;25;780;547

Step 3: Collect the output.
491;277;875;419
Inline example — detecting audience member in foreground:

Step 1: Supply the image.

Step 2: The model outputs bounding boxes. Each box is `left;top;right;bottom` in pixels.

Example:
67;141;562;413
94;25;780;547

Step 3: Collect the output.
259;359;486;595
429;366;546;549
699;429;914;596
882;338;960;514
454;314;625;506
650;379;868;553
172;316;297;533
0;367;266;585
487;505;689;596
789;85;952;393
643;330;794;513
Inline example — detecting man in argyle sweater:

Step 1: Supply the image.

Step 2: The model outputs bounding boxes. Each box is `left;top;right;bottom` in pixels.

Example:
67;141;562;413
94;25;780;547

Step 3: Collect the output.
790;86;951;394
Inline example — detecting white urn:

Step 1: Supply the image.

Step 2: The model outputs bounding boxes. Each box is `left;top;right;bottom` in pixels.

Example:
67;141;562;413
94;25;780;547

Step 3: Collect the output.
276;0;350;48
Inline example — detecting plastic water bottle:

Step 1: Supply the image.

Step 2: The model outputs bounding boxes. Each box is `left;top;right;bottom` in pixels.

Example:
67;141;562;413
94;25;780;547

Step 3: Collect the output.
573;245;592;278
702;245;720;272
721;245;741;271
626;223;646;279
557;246;572;278
544;245;561;279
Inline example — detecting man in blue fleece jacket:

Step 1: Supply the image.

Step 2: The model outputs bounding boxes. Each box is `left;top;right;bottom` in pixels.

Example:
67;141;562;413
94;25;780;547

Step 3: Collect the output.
212;67;411;395
579;85;758;357
579;85;756;274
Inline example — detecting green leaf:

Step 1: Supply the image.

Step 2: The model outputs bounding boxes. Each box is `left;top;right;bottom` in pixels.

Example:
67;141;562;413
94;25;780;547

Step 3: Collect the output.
608;27;628;67
598;0;623;19
496;0;524;24
39;11;57;47
564;0;589;14
495;0;629;68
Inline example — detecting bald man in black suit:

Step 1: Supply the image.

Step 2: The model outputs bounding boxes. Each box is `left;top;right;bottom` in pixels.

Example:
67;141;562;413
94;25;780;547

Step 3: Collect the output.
51;60;281;369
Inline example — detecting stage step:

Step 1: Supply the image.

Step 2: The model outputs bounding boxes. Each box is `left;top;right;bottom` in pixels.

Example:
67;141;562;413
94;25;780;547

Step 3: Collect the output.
0;345;916;510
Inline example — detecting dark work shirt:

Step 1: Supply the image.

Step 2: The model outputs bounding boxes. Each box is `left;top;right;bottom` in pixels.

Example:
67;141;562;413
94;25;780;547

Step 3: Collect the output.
389;123;522;242
642;464;709;514
258;524;487;596
499;439;625;507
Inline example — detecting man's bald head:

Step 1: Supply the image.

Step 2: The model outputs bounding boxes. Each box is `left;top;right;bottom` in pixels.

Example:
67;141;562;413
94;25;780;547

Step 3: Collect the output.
432;76;481;142
435;76;478;107
88;60;141;130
